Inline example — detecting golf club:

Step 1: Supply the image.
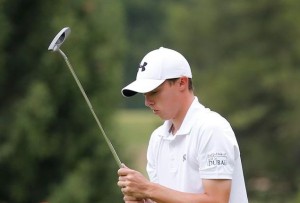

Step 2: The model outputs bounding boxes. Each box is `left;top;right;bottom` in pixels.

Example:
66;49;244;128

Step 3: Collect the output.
48;27;122;167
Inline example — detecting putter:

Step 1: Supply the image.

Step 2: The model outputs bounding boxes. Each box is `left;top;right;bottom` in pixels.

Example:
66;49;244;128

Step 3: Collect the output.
48;27;122;167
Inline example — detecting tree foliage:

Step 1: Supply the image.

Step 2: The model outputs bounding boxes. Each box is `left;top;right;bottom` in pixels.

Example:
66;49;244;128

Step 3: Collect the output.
0;0;126;202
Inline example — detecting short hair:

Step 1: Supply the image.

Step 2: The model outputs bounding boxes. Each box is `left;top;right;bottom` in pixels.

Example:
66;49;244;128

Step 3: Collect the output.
166;78;193;91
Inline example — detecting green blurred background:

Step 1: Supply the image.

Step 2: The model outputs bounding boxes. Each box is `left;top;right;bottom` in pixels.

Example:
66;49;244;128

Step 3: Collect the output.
0;0;300;202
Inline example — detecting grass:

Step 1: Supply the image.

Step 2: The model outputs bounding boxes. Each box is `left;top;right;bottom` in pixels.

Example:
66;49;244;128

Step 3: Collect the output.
115;109;161;175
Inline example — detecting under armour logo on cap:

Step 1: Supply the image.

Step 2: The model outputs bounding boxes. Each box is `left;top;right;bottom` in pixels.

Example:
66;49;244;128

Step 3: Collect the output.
138;62;147;72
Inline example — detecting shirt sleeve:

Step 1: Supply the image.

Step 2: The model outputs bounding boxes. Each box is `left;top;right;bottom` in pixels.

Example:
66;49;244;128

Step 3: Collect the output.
197;116;240;179
146;131;160;183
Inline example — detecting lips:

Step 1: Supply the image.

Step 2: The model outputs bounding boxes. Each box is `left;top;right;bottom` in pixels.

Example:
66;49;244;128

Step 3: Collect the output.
152;109;158;114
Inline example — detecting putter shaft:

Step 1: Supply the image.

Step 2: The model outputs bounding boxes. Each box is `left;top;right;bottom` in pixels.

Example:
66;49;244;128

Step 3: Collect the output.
58;49;122;168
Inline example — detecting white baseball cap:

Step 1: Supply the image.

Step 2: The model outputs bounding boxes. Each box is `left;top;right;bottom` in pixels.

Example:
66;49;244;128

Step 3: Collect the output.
121;47;192;97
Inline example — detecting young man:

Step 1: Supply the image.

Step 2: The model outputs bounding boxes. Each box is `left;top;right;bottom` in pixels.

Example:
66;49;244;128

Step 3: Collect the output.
118;47;248;203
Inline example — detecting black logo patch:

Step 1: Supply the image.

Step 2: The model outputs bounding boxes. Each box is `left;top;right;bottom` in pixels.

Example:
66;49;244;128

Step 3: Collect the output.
138;62;147;72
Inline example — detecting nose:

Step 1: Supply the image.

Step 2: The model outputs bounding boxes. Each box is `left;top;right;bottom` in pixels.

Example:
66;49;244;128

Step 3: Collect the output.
144;94;154;107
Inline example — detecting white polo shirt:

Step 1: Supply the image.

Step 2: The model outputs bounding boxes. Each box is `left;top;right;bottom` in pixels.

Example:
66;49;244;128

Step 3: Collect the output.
146;97;248;203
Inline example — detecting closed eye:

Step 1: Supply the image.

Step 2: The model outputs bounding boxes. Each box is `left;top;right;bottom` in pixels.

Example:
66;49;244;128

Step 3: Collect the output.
144;91;157;98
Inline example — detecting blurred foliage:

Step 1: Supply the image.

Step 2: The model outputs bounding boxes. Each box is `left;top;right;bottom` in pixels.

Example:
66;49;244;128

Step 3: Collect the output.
0;0;299;202
0;0;126;202
122;0;168;108
114;109;161;175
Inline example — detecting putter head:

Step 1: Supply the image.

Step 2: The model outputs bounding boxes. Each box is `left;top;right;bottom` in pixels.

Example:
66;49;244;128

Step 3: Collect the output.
48;27;71;51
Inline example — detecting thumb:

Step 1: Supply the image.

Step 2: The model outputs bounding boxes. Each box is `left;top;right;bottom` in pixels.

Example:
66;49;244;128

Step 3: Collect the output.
121;163;128;168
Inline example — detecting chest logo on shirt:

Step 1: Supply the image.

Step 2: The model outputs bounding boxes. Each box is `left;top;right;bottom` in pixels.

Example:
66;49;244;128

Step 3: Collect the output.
207;152;227;166
182;154;187;162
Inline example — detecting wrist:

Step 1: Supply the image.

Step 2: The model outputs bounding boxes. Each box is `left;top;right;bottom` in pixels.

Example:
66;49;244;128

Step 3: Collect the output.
145;181;157;200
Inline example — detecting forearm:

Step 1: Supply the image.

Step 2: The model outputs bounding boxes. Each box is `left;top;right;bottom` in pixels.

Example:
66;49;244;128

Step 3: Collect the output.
145;182;218;203
118;167;230;203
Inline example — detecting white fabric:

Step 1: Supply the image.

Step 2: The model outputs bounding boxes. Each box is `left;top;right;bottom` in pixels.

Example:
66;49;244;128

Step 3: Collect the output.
146;97;248;203
122;47;192;97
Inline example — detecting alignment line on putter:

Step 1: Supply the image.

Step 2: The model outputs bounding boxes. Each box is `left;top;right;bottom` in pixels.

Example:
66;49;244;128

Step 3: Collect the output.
48;27;122;167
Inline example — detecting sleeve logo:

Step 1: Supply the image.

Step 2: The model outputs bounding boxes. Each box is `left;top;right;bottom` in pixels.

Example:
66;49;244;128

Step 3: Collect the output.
206;152;228;166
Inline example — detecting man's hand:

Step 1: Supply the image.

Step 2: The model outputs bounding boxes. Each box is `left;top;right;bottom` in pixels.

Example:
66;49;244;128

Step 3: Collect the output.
123;195;145;203
117;165;231;203
117;165;151;200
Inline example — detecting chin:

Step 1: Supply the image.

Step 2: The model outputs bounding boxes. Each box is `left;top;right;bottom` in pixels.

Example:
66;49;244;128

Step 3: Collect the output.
158;115;172;121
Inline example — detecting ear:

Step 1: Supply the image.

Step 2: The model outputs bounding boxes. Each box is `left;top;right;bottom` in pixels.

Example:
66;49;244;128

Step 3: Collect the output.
179;77;189;90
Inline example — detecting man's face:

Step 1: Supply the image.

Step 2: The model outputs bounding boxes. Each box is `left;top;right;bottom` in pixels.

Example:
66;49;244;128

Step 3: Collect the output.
144;79;181;120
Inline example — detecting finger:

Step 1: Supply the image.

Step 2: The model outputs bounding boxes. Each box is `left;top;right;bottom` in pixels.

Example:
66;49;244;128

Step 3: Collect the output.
124;195;137;201
121;163;128;168
124;200;144;203
121;186;129;195
117;179;127;188
124;195;145;203
119;176;127;181
118;168;126;176
118;167;132;176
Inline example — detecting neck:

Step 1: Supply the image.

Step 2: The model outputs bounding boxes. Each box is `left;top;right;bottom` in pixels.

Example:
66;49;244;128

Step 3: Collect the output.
170;93;194;135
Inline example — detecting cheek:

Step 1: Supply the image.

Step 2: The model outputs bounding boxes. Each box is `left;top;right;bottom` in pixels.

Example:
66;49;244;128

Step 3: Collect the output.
164;87;180;104
159;91;179;114
158;90;174;105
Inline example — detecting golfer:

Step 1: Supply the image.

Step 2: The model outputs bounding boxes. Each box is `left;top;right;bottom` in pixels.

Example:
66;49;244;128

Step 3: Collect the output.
118;47;248;203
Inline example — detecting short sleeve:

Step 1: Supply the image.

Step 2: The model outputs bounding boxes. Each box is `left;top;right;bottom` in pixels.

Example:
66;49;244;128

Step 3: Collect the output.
197;117;239;179
146;130;161;183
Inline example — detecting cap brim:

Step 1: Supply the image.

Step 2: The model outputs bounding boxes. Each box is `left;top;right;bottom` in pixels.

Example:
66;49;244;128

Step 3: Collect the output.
121;79;165;97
